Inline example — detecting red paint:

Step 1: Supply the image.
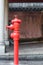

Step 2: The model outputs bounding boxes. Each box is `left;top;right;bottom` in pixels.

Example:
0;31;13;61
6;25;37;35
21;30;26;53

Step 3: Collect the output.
6;15;21;65
6;24;14;30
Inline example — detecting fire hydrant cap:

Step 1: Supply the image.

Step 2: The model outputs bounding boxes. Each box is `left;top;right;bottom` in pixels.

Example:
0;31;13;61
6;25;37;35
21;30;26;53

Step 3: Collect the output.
11;16;21;24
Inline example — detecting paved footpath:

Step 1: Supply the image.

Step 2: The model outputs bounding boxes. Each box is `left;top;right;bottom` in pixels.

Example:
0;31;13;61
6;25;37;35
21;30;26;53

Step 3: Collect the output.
1;43;43;65
0;60;43;65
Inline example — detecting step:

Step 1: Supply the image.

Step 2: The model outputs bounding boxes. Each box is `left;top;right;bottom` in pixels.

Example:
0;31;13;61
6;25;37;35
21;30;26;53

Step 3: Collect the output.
0;60;43;65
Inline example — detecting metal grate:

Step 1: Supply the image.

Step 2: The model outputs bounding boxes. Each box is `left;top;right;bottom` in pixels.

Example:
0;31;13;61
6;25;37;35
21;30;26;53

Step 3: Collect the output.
9;3;43;11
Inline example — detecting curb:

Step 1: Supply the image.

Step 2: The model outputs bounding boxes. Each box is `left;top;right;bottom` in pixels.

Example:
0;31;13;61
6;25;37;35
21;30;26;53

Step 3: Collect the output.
0;54;43;60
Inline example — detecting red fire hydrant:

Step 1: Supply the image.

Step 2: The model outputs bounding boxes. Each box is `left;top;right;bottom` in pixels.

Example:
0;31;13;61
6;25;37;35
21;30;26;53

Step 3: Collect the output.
6;15;21;65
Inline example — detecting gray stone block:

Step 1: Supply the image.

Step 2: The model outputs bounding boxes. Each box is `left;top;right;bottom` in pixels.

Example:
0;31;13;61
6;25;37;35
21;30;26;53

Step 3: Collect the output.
0;45;5;54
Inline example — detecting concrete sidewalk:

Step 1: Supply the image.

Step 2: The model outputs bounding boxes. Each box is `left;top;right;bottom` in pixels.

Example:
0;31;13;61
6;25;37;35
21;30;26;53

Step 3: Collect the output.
1;43;43;65
1;43;43;60
0;53;43;61
0;60;43;65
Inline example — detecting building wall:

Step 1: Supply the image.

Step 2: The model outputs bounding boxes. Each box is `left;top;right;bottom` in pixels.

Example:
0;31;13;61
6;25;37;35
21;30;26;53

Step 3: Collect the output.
9;0;43;2
9;11;43;39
